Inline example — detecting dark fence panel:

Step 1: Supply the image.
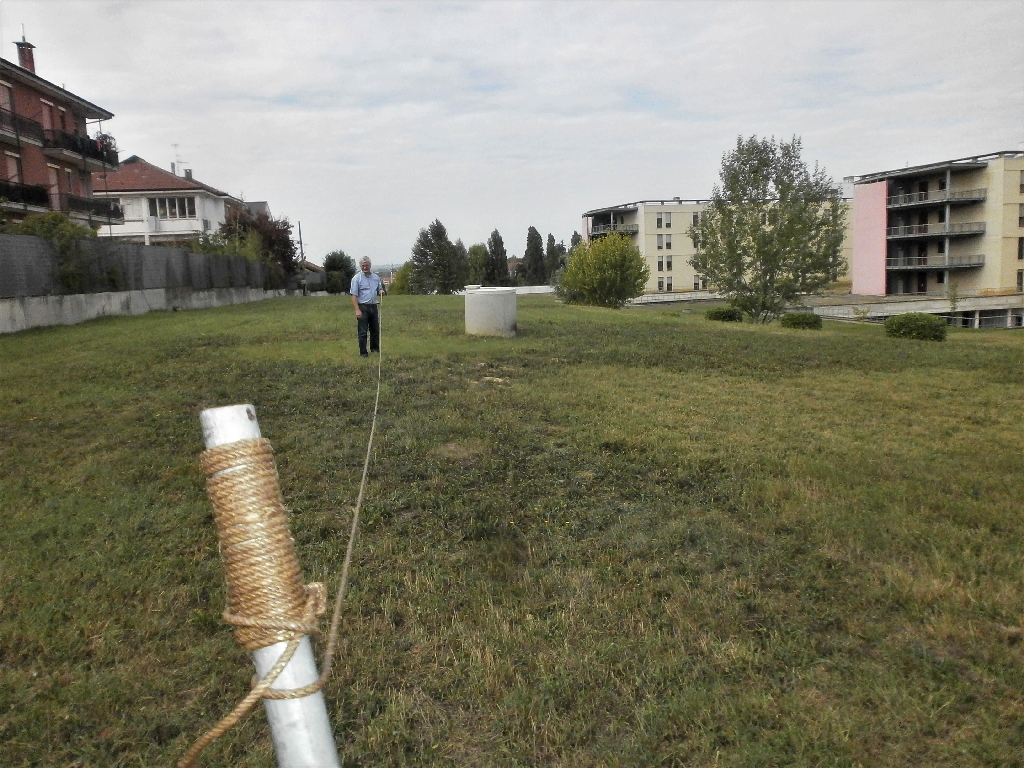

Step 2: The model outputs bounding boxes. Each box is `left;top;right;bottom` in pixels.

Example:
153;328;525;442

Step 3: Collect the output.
0;234;275;297
0;234;57;298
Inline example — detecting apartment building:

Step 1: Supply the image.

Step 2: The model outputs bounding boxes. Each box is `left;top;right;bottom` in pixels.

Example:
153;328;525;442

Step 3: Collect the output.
850;151;1024;298
584;198;854;294
91;156;245;244
583;199;710;293
0;37;121;227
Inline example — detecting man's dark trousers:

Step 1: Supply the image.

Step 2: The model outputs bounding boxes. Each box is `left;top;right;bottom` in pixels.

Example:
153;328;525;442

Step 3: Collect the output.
357;302;380;355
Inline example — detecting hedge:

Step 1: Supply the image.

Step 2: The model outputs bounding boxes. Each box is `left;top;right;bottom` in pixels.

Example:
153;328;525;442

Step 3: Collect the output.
705;306;744;322
779;312;823;330
884;312;947;341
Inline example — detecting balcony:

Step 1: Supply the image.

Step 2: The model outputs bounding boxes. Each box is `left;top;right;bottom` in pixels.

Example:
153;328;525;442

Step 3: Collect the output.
887;188;987;208
886;221;985;239
0;108;44;144
0;178;50;209
54;193;124;223
886;253;984;271
591;223;639;236
42;129;118;171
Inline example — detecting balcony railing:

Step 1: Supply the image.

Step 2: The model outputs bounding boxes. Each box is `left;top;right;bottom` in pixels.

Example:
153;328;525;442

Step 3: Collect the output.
0;107;45;142
42;129;118;166
886;253;984;270
887;188;987;207
55;193;124;221
591;223;639;236
886;221;986;238
0;178;50;208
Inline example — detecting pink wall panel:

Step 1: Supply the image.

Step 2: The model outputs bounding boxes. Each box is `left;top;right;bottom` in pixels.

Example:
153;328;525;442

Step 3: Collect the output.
851;181;887;296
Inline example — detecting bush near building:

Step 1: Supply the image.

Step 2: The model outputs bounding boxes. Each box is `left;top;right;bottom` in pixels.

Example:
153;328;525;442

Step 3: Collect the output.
779;312;823;330
558;232;649;308
884;312;947;341
705;306;744;322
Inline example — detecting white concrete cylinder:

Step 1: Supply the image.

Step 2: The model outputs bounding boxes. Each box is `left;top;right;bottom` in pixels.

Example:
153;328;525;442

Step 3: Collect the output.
465;287;517;337
200;404;340;768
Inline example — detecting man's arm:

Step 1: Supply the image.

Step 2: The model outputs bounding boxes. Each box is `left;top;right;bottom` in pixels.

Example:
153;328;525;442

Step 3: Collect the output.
351;291;361;318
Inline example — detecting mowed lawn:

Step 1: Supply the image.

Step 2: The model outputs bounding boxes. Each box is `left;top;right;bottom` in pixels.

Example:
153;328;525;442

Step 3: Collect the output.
1;294;1023;767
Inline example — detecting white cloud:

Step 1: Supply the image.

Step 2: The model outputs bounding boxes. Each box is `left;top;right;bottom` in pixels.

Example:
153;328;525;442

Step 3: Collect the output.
6;0;1022;262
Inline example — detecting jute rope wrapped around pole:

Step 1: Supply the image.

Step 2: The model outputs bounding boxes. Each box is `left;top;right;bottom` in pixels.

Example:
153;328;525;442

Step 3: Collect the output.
179;405;341;768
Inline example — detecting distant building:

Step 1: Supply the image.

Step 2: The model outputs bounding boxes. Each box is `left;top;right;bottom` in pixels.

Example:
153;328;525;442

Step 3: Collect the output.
91;156;244;244
850;150;1024;298
0;36;121;227
583;197;853;294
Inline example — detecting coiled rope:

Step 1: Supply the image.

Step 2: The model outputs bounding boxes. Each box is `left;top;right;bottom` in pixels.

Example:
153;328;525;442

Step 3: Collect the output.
178;300;385;768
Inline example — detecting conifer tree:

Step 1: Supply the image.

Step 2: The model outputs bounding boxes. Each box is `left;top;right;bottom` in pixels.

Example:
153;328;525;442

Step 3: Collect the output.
520;226;546;285
484;229;510;285
409;219;465;294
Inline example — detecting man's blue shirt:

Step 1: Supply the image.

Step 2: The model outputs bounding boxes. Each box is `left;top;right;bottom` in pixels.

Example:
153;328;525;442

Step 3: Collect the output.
351;271;381;304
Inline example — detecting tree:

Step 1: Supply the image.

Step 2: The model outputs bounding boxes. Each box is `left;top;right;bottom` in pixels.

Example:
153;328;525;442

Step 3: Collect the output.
570;231;583;250
558;232;649;308
519;226;546;285
545;233;567;279
688;135;846;324
220;206;298;280
408;219;465;294
467;243;488;284
323;250;356;294
452;238;471;289
389;263;412;294
484;229;510;286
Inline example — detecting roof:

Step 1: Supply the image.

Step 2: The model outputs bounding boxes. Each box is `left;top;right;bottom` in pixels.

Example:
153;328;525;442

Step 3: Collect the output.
91;156;238;200
584;199;710;216
0;56;113;120
849;150;1024;185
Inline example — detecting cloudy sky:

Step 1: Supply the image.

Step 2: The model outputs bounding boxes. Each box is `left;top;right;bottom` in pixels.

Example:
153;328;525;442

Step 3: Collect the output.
6;0;1022;264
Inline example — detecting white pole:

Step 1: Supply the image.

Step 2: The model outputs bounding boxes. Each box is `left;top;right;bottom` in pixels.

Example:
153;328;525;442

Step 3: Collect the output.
200;404;340;768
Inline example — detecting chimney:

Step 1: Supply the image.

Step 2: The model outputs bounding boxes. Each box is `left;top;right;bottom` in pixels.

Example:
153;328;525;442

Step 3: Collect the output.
184;168;193;180
15;36;35;74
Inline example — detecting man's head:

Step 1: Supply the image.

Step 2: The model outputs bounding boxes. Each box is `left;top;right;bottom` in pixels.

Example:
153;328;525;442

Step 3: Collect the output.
359;257;372;274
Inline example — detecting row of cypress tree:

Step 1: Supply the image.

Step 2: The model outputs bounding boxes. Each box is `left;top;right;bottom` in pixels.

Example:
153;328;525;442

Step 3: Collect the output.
406;220;582;294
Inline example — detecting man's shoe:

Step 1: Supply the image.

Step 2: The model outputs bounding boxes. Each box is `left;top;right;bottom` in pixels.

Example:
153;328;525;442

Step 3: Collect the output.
360;352;369;357
370;348;379;353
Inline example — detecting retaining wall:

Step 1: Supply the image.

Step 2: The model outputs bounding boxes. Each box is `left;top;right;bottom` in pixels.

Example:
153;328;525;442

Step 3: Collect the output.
0;286;290;334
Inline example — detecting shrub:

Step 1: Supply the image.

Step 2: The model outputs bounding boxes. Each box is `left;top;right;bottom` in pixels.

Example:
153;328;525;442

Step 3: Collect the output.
779;312;823;330
326;271;349;294
5;212;97;293
705;306;744;322
884;312;947;341
389;263;411;295
558;233;649;308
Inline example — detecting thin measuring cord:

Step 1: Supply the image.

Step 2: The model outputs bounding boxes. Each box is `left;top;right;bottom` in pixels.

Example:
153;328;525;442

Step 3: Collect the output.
319;292;383;682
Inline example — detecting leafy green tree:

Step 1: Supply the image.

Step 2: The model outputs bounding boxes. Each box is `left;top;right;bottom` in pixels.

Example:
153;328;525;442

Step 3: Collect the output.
545;233;567;279
5;212;100;293
688;135;846;324
484;229;510;286
323;250;356;294
220;207;298;275
519;226;546;285
467;243;488;284
389;262;412;294
558;232;649;308
409;219;465;294
453;238;471;288
570;231;582;249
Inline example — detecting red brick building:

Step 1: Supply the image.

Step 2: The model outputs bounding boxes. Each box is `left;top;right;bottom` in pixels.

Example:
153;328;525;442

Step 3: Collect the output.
0;37;121;227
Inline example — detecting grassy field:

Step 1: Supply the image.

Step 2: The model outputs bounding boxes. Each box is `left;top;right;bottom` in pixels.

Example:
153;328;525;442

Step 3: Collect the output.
1;294;1023;767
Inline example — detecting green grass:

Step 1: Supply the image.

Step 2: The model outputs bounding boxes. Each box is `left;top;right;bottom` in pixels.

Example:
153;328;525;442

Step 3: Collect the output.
2;295;1023;767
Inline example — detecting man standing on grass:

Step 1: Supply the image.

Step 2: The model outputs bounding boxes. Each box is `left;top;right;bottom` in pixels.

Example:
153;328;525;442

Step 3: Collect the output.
350;256;384;357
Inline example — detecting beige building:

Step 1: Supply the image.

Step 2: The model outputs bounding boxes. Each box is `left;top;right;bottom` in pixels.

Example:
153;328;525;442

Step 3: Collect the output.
583;198;853;294
849;150;1024;299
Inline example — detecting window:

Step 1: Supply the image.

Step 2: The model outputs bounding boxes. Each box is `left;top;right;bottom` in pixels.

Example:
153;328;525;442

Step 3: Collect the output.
0;82;11;113
937;208;945;223
657;257;663;271
658;278;664;291
1019;170;1024;194
1018;270;1023;292
701;276;708;290
692;212;699;226
938;178;947;191
656;212;663;228
664;212;671;228
666;277;673;292
657;234;663;250
148;196;198;220
666;255;672;270
5;151;21;183
694;275;700;290
64;168;73;195
1019;204;1024;228
936;271;945;284
665;234;672;250
1018;237;1023;260
937;240;945;254
39;99;53;132
58;107;67;132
